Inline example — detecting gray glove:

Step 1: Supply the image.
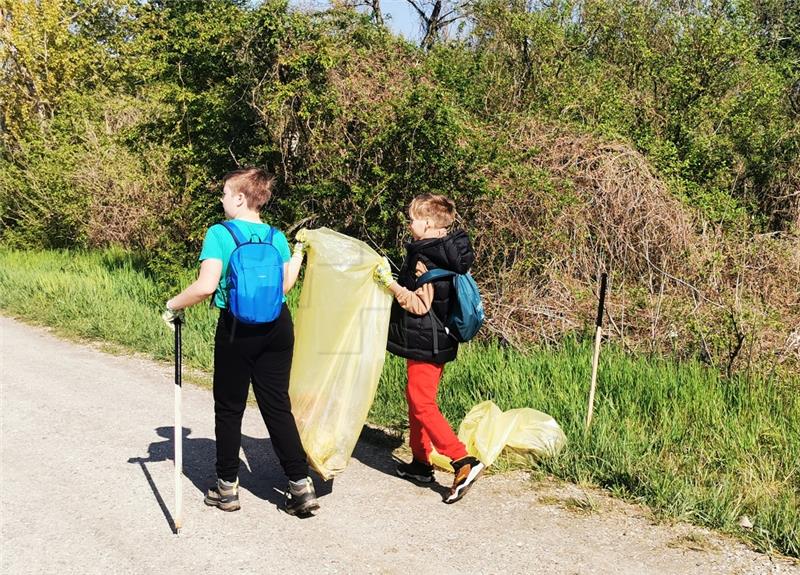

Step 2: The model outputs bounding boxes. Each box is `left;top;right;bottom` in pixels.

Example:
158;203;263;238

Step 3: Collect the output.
161;304;185;330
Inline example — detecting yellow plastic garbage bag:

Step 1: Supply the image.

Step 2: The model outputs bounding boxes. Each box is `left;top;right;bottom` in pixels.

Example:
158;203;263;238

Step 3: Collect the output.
289;227;392;480
430;400;566;471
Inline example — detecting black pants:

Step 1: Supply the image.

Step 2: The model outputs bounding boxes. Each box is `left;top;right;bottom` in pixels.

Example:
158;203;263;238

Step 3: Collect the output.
213;304;308;482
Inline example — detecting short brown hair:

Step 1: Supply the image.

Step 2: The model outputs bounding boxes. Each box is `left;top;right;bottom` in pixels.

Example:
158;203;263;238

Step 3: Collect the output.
222;168;276;210
409;193;456;228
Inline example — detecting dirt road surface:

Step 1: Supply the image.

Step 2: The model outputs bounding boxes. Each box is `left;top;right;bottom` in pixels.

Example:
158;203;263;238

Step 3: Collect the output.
1;316;797;575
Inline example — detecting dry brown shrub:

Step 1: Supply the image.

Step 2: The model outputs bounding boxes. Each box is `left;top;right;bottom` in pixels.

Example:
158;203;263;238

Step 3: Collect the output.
472;120;694;343
71;99;176;250
470;119;800;377
775;164;800;231
76;145;173;250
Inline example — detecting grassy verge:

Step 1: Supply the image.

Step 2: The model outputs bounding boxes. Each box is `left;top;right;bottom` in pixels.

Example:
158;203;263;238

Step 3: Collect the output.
1;248;797;557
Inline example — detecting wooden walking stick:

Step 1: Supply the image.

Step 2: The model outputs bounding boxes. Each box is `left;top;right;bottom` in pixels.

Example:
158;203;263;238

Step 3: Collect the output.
586;273;608;430
174;318;183;533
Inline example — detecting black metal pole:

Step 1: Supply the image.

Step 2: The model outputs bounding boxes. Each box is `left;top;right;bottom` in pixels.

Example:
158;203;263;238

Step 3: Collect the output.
586;273;608;430
174;319;182;388
596;273;608;328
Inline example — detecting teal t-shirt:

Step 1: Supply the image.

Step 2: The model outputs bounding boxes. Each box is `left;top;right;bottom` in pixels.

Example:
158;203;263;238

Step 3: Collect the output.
199;219;291;309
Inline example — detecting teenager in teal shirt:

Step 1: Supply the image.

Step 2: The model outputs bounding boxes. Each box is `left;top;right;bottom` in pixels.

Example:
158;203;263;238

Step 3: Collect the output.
163;168;319;516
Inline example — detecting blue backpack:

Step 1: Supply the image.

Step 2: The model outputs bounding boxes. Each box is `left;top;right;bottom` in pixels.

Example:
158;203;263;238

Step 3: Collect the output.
221;221;284;324
417;268;485;342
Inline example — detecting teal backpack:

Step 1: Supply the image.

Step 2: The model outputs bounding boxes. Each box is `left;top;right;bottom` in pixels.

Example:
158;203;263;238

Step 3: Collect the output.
417;268;485;342
221;221;283;324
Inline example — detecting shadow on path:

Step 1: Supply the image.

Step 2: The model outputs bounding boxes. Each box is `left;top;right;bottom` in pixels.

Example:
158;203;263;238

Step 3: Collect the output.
351;425;450;499
129;426;334;532
130;423;450;533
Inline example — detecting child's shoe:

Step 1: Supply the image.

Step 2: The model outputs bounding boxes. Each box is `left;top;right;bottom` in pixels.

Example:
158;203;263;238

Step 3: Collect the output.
396;458;435;483
445;456;484;504
284;476;320;516
204;477;241;512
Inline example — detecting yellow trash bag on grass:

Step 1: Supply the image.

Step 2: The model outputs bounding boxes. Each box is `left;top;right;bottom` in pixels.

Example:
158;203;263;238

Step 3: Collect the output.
289;228;392;480
430;400;566;471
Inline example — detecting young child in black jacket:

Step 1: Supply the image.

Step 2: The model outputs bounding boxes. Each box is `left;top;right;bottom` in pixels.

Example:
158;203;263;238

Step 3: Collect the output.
375;194;484;503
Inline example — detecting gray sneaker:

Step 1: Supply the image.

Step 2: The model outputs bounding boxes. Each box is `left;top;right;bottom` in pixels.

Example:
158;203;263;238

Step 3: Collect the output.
284;477;320;516
204;478;241;512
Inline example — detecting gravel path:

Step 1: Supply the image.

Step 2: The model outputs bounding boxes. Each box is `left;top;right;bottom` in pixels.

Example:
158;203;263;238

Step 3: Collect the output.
1;315;797;575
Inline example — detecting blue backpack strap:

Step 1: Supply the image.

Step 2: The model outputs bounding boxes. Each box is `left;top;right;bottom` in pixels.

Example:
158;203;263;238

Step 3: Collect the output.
221;221;246;246
417;268;456;285
245;225;274;245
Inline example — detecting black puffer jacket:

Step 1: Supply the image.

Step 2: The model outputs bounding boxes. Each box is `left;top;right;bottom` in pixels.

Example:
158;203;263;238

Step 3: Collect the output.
386;229;475;364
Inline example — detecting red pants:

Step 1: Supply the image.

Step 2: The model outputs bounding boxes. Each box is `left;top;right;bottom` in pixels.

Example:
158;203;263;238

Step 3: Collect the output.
406;359;468;464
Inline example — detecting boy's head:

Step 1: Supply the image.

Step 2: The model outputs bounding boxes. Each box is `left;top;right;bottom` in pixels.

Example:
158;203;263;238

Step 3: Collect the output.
221;168;276;214
408;194;456;240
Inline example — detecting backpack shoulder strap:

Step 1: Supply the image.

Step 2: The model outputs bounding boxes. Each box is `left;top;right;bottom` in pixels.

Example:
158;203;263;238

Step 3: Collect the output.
221;221;246;246
419;268;457;353
418;268;457;285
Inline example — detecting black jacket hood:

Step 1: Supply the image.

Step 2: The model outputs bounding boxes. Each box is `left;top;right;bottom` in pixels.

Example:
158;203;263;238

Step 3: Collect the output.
404;229;474;275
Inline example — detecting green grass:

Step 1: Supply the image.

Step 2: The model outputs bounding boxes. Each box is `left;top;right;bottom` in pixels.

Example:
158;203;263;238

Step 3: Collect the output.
0;247;300;370
1;247;798;557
